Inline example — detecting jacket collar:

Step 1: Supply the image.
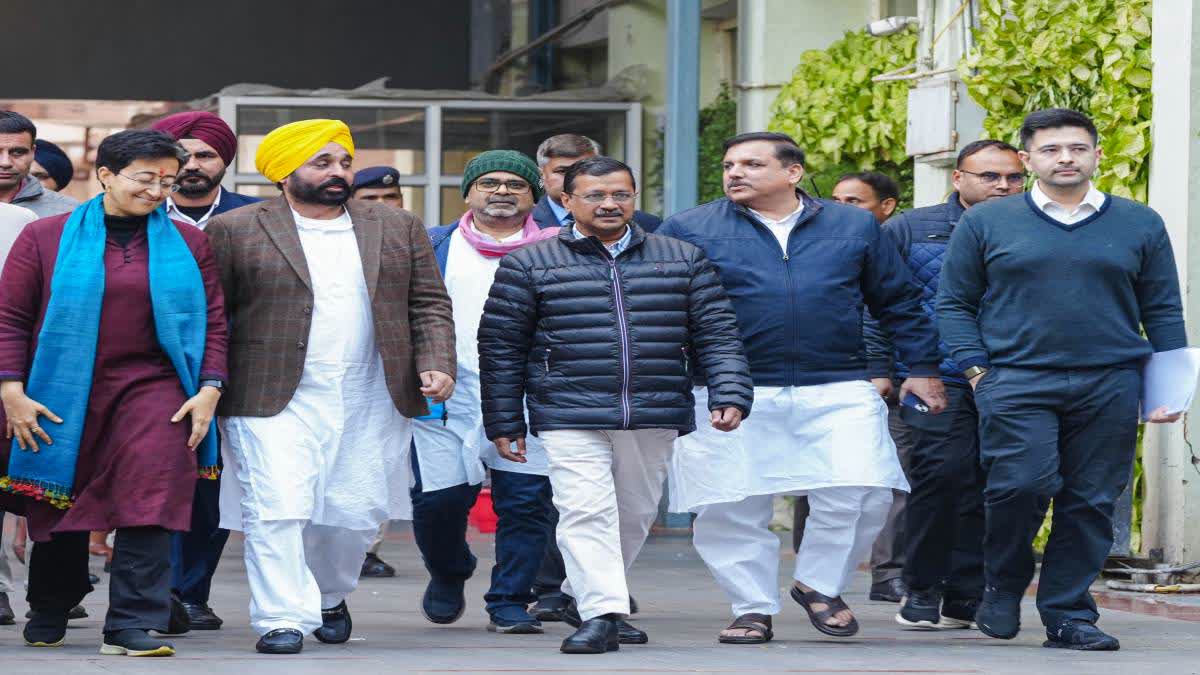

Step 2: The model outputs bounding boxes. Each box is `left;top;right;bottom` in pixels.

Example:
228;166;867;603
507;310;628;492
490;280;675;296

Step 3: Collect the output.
731;189;824;228
557;221;646;258
13;175;44;204
945;191;967;221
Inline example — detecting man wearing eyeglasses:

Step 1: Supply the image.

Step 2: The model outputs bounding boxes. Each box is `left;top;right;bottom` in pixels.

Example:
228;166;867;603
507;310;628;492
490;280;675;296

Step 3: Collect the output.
860;139;1025;631
479;156;751;654
411;150;561;635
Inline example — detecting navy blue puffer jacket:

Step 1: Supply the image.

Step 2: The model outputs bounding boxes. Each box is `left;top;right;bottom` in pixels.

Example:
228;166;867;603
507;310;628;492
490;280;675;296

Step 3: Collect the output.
478;224;753;440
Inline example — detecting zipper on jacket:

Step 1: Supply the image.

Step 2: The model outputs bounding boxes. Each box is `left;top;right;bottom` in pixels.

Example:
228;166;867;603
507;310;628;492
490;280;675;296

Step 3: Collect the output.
543;347;551;374
681;345;690;375
590;240;634;429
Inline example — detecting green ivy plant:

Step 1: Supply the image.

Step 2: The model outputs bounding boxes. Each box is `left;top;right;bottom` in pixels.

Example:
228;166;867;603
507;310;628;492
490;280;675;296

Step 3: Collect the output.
645;82;739;208
961;0;1153;201
769;27;917;207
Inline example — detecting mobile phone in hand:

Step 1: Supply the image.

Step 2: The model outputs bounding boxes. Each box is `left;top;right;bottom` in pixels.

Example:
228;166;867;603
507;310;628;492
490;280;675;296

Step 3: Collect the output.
900;392;929;414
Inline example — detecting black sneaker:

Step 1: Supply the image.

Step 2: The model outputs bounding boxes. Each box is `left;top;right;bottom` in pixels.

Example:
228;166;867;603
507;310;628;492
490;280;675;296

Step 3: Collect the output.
100;629;175;657
23;610;68;648
530;595;569;622
975;586;1022;639
1044;620;1120;651
487;606;543;634
941;597;980;629
895;589;942;629
360;553;396;578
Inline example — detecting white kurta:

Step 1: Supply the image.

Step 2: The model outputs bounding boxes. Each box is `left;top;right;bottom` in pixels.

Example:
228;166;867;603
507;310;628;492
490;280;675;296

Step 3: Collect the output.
412;229;546;491
669;380;908;512
220;208;413;531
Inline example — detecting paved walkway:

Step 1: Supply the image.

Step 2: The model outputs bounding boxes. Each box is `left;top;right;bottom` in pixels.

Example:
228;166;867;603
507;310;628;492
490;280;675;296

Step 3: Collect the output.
0;523;1197;674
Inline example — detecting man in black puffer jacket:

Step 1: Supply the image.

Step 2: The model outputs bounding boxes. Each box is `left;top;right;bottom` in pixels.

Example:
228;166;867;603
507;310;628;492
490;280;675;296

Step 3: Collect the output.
478;157;752;655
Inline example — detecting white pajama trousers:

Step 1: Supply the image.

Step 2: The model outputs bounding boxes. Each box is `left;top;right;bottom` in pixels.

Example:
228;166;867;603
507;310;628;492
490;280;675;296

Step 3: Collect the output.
243;519;376;635
540;429;677;621
693;487;892;617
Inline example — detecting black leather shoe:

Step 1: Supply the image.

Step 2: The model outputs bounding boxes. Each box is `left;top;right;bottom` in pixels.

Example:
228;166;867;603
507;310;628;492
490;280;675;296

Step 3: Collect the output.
560;615;619;654
157;592;191;635
182;602;223;630
256;628;304;654
896;589;942;628
23;610;68;647
360;553;396;578
562;600;646;644
530;595;569;622
100;629;175;657
975;587;1022;639
1044;620;1120;651
421;577;466;624
0;592;14;625
313;601;352;644
869;578;907;603
629;595;639;616
616;619;648;644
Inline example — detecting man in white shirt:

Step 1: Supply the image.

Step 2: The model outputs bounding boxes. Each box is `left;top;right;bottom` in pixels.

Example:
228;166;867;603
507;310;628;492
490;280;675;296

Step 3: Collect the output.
152;112;261;231
412;150;561;635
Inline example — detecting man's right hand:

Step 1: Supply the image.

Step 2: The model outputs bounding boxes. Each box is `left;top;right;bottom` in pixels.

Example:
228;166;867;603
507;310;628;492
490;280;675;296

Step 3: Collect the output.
870;378;893;399
494;436;527;463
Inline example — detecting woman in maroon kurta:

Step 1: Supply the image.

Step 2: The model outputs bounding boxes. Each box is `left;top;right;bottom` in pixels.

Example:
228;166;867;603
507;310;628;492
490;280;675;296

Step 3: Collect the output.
0;130;226;656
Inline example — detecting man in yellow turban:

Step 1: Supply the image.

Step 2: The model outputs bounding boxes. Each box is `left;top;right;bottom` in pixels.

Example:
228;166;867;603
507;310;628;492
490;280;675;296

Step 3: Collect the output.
207;119;457;655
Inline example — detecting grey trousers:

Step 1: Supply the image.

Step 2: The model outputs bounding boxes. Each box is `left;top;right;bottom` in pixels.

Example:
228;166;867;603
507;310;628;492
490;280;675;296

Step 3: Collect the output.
792;396;914;584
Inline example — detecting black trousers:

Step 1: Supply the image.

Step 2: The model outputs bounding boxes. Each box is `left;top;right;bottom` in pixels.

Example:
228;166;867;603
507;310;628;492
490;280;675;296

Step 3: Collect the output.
29;526;172;632
171;476;230;604
900;383;985;600
533;509;567;600
409;449;481;583
975;366;1140;628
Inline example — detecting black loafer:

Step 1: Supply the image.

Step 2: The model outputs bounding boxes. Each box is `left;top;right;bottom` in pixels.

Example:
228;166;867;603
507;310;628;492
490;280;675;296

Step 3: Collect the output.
156;592;191;636
562;599;646;644
1044;620;1120;651
421;577;466;624
560;615;619;654
182;602;224;630
313;601;352;644
23;610;68;648
360;553;396;578
975;587;1022;639
869;578;907;603
256;628;304;654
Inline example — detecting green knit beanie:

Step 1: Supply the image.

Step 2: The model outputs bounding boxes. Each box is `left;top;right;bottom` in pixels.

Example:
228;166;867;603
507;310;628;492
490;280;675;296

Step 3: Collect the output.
461;149;544;200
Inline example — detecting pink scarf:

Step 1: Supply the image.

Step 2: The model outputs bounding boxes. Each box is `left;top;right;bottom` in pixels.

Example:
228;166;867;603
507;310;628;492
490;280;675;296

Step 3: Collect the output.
456;211;559;257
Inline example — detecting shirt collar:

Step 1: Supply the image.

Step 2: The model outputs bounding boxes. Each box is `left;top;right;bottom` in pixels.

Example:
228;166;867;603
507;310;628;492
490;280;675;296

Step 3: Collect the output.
747;200;805;226
166;187;224;226
1030;181;1105;214
573;223;632;255
547;196;572;224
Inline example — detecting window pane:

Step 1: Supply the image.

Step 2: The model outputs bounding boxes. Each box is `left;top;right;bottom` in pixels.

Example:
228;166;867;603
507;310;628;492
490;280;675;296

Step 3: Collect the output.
440;186;465;227
235;184;279;198
236;106;426;175
441;109;626;174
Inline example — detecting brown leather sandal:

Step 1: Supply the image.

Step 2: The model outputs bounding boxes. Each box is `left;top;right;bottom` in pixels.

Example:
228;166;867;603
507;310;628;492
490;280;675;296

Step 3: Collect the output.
791;586;859;637
717;612;774;644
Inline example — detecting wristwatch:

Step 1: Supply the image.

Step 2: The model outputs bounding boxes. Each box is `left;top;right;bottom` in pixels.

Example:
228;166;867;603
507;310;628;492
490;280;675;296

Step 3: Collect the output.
199;378;225;392
962;366;988;380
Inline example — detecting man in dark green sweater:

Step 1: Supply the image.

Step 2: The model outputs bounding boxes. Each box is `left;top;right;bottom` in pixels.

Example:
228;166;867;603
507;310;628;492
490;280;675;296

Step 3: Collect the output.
937;109;1187;651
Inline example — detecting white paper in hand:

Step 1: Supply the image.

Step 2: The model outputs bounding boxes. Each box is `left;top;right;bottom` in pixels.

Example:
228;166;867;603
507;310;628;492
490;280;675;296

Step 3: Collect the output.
1141;347;1200;421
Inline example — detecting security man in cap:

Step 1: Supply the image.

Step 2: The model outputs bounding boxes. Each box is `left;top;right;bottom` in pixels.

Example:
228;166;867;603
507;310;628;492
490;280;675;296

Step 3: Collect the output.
352;166;404;208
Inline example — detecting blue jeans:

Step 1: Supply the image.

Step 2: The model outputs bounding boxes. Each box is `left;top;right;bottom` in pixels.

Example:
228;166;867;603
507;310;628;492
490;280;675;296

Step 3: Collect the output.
170;474;230;605
484;469;555;615
410;449;481;582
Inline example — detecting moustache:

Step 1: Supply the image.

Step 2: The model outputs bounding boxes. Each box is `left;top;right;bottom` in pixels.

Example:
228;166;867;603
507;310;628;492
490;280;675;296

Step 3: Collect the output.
726;181;750;189
180;170;211;180
595;209;623;217
487;196;517;204
319;178;351;191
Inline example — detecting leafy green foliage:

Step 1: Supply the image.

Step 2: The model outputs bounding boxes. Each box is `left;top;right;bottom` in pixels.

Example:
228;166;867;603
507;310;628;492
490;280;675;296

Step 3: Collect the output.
961;0;1153;201
645;82;739;208
768;28;917;207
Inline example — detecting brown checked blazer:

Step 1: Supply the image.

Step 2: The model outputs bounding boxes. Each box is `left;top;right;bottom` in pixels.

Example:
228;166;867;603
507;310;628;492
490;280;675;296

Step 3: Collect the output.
205;196;456;418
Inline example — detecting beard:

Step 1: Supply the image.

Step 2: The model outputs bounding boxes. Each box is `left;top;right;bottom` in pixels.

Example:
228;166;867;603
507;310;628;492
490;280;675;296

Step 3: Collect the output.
480;195;519;218
176;168;224;197
288;175;352;206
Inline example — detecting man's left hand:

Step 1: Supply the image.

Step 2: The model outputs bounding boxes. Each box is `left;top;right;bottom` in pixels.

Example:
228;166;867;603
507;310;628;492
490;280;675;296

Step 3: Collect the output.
1145;406;1183;424
711;407;744;432
899;377;947;414
420;371;456;402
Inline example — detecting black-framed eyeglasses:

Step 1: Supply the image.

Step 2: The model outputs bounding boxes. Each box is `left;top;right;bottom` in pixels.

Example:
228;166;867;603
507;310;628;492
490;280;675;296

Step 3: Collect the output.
565;191;637;204
117;172;180;193
959;170;1026;186
474;177;531;194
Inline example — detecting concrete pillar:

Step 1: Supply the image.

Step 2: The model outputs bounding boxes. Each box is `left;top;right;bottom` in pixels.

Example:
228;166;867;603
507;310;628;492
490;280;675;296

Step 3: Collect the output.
736;0;874;132
1142;0;1200;565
